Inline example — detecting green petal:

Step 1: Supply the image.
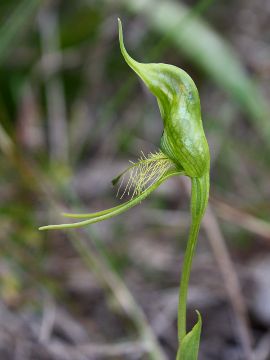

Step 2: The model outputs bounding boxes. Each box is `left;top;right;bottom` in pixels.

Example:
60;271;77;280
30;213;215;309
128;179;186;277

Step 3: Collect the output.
39;170;181;230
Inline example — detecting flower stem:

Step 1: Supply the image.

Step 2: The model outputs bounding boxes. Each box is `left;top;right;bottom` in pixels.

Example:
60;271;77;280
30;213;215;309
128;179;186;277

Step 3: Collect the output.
177;174;209;343
178;216;201;342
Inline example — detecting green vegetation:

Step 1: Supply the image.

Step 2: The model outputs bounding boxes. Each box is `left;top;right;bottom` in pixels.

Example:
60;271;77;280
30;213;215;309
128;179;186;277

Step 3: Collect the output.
0;1;269;359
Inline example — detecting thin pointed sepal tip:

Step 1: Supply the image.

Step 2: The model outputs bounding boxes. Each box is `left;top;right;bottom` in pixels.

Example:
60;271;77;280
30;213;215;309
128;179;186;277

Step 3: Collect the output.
39;224;61;231
38;224;67;231
61;212;72;217
118;18;122;31
195;310;202;321
118;18;123;38
39;226;47;231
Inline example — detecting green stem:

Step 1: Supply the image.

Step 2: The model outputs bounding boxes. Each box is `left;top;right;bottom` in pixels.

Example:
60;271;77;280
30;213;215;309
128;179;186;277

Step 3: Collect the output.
177;173;209;343
178;212;201;342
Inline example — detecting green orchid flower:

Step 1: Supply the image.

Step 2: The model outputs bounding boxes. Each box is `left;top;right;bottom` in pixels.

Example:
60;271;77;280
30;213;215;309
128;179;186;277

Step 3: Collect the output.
39;19;210;360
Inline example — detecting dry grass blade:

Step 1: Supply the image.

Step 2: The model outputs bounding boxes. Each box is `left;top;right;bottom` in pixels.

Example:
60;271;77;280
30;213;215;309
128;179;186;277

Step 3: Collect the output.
48;340;147;359
0;0;42;63
212;199;270;239
203;206;253;360
37;4;68;163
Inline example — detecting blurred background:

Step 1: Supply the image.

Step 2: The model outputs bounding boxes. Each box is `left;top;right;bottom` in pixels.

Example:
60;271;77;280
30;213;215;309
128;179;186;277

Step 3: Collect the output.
1;0;270;359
